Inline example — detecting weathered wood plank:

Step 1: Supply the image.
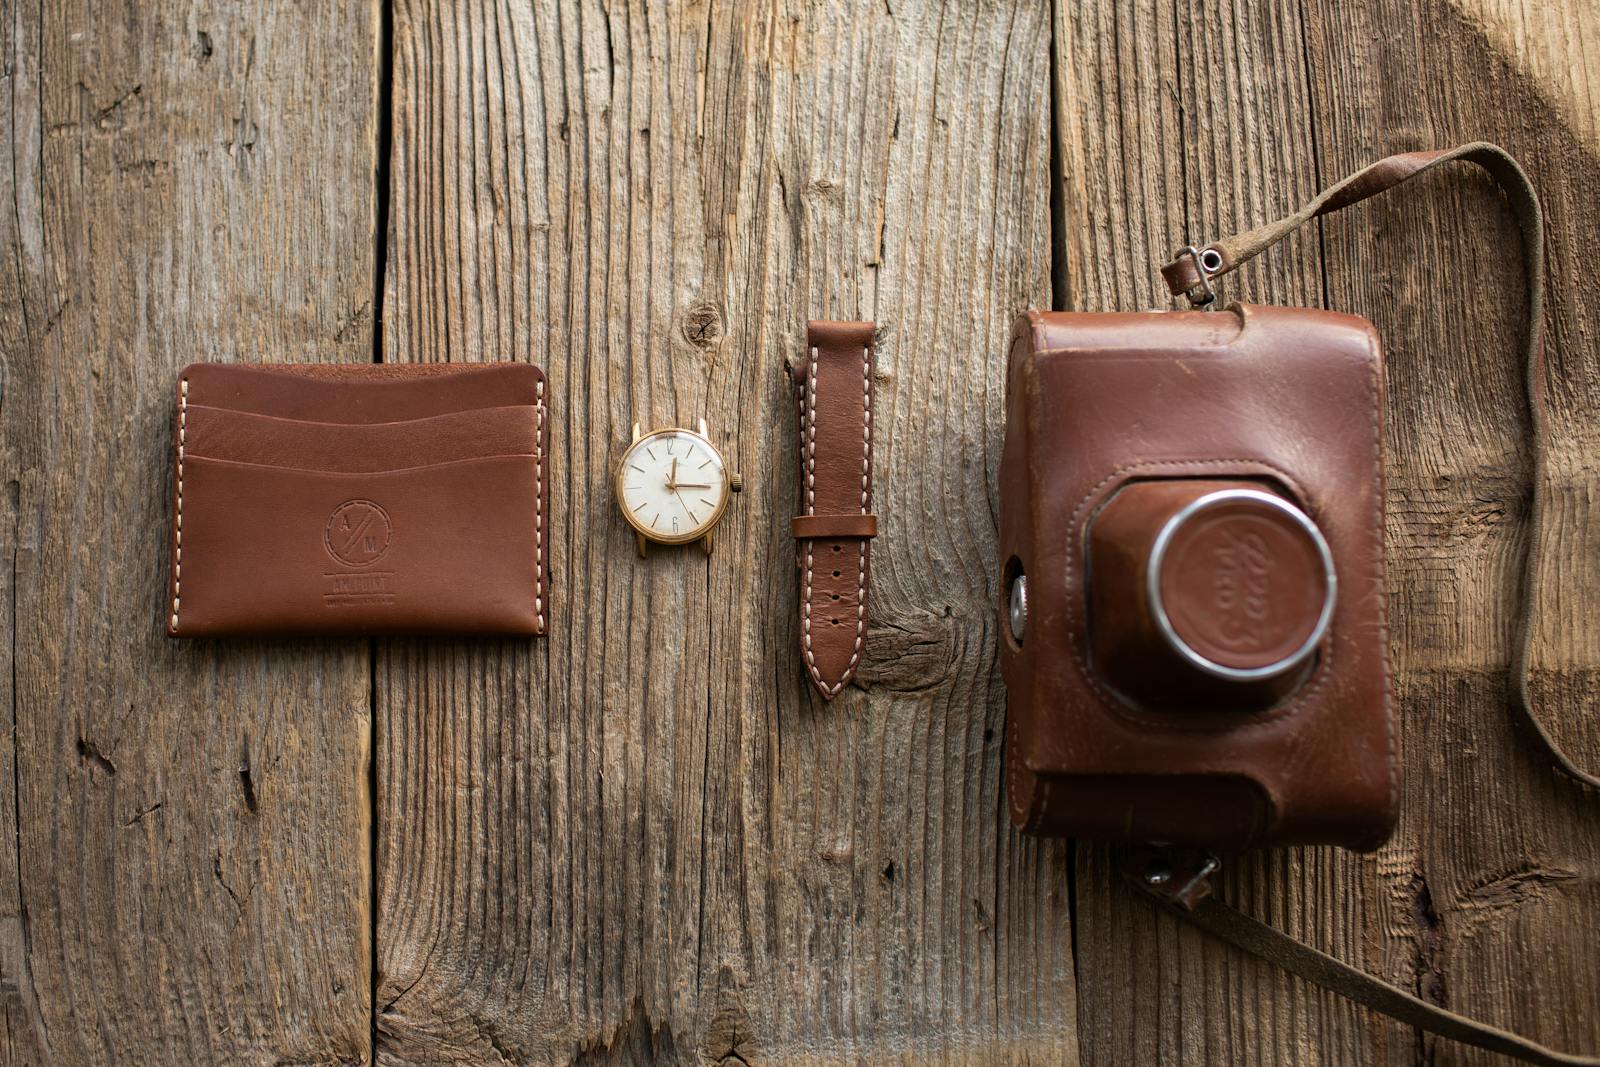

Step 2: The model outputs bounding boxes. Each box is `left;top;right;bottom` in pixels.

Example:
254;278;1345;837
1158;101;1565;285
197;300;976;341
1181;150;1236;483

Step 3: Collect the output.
0;6;40;1061
1312;1;1600;1062
1061;0;1600;1063
0;2;379;1063
375;1;1068;1063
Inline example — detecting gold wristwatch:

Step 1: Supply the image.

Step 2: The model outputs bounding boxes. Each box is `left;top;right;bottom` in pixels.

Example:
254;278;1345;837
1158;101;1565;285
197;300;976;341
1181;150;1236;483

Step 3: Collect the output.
615;419;742;556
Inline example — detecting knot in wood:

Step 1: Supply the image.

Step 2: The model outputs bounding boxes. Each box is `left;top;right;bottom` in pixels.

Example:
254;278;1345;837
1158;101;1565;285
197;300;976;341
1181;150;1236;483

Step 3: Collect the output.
855;608;965;694
681;302;725;350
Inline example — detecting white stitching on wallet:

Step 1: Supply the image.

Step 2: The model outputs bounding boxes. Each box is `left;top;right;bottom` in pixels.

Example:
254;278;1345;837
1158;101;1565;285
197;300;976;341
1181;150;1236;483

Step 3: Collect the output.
170;378;189;632
802;346;819;685
535;379;545;634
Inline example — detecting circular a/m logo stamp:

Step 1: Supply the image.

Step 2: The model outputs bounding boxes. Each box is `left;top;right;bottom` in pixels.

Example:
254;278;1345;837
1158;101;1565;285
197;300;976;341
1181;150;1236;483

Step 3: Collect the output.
325;499;393;567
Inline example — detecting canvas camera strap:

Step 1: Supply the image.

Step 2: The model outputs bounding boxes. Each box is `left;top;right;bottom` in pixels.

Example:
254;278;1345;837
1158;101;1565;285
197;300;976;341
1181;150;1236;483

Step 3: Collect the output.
1124;143;1600;1066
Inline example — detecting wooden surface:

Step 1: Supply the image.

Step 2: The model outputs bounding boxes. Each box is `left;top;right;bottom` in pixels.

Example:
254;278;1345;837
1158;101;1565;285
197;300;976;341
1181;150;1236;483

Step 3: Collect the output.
1;1;1596;1064
0;2;379;1064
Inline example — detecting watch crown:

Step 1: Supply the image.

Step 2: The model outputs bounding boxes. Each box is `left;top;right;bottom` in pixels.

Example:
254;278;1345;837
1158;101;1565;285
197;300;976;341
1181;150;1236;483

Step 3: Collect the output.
730;474;743;493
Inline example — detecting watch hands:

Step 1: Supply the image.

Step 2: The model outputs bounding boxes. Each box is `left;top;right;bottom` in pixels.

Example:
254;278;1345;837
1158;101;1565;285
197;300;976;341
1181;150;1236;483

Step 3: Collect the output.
666;457;678;491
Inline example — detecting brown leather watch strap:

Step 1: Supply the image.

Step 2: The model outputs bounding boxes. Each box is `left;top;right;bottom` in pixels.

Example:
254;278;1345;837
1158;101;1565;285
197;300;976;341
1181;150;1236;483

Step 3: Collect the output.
794;320;876;700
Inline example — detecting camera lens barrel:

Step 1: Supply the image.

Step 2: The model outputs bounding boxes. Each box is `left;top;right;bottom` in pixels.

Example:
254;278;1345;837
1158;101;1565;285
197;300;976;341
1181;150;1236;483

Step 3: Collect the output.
1088;480;1335;712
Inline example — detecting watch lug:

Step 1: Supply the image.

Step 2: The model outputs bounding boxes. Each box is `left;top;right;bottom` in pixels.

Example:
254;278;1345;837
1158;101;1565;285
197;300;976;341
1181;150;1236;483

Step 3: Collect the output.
700;531;714;556
697;417;708;437
636;532;648;558
631;422;641;445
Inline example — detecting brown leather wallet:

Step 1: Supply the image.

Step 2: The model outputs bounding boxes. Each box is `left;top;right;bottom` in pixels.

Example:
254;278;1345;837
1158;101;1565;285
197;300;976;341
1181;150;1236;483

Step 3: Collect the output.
166;362;549;637
792;321;877;699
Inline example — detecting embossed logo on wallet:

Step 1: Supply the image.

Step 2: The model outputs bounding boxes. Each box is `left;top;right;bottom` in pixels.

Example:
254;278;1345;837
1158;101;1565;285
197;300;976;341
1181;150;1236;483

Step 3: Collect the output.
325;499;392;567
323;570;397;607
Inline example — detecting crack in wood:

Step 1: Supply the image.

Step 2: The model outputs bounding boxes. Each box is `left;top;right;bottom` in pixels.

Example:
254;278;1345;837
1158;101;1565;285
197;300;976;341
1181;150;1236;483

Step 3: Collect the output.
239;735;258;815
74;737;116;777
122;800;162;827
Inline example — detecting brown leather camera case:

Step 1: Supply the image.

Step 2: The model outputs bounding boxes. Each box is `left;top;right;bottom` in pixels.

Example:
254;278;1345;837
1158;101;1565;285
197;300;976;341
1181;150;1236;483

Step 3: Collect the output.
999;305;1398;850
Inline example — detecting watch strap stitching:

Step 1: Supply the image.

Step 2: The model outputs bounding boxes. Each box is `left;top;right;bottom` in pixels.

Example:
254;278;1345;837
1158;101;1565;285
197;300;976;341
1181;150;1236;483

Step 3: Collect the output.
802;345;822;691
535;378;545;634
846;341;871;680
169;377;189;633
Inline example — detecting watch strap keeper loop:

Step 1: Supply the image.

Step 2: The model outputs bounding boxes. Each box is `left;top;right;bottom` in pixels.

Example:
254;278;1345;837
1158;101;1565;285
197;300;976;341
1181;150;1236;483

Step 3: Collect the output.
792;513;877;540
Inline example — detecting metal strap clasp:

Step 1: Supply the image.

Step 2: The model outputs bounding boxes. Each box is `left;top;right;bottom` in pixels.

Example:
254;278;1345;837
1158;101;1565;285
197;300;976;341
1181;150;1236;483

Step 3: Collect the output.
1119;844;1222;911
1171;244;1224;308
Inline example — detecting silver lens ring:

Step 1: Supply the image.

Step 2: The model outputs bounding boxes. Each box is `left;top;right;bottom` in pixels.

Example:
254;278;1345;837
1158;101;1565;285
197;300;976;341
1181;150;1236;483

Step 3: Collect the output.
1146;488;1336;681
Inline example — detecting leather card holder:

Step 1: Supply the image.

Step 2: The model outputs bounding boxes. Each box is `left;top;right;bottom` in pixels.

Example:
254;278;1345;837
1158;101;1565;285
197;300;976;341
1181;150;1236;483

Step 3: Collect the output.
166;362;548;637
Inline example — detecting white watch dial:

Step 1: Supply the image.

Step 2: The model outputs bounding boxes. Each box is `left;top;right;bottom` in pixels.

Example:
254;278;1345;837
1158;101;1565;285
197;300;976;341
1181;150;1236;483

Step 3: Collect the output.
617;429;729;543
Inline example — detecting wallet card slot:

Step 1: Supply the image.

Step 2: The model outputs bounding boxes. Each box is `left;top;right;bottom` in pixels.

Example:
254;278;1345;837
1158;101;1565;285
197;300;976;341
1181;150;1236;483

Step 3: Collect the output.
171;454;543;636
180;361;543;423
183;453;537;478
182;403;539;474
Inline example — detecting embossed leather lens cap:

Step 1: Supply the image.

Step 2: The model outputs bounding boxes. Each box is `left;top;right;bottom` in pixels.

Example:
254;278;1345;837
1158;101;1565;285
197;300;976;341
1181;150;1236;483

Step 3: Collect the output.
1152;490;1334;677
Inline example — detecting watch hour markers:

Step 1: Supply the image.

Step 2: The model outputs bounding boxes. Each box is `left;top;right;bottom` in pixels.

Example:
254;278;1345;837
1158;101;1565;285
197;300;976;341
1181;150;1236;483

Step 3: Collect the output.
618;427;733;548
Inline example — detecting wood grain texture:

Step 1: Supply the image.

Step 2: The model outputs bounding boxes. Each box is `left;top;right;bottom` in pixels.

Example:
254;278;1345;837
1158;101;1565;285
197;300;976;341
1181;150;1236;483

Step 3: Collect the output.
1059;0;1600;1063
0;2;379;1063
375;1;1068;1063
5;1;1595;1062
1314;2;1600;1063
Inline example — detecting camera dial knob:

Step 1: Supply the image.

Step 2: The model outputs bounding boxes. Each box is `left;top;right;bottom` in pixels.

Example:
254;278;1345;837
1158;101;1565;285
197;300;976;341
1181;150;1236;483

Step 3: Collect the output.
1008;574;1028;643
